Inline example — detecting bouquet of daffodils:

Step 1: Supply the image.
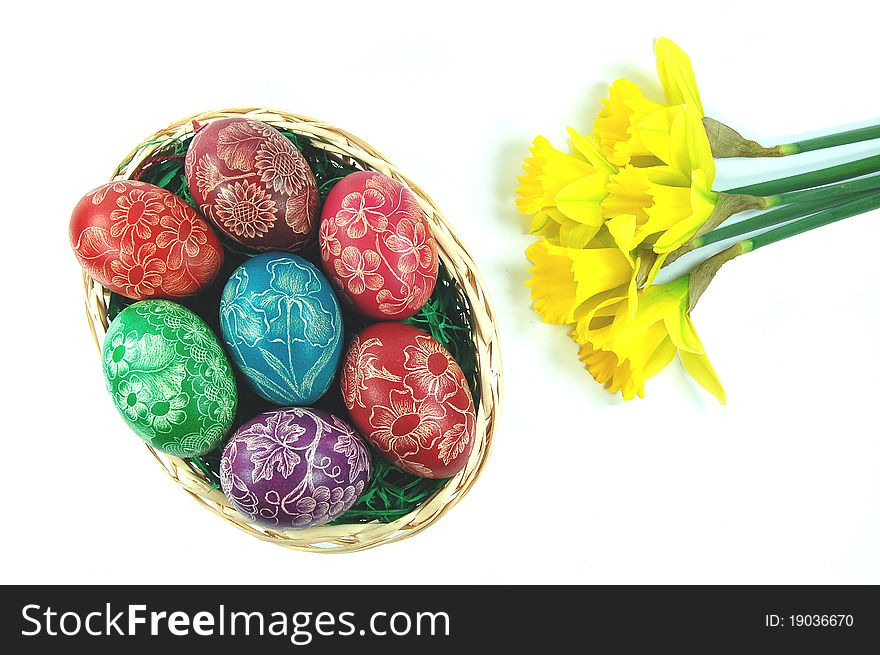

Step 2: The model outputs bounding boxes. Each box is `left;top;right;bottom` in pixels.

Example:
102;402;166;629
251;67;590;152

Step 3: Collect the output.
517;38;880;402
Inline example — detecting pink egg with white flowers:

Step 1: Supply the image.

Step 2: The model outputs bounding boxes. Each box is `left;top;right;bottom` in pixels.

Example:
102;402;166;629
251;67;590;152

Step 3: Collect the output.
319;171;438;320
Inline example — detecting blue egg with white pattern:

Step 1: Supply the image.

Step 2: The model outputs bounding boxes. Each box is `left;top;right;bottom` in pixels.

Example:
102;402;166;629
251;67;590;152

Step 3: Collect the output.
219;253;343;405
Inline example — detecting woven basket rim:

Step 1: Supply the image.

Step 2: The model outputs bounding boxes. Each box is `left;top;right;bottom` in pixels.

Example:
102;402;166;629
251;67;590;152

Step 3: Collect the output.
82;107;503;553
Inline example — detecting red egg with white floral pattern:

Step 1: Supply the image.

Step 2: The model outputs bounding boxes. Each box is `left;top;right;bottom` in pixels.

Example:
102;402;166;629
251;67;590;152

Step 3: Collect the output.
184;117;319;252
340;322;475;478
319;171;438;320
69;180;224;299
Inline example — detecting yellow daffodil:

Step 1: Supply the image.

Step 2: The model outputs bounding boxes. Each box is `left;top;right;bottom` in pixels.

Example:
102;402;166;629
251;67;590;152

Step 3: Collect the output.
517;39;734;404
516;131;615;247
594;37;703;167
575;324;664;400
514;36;858;404
517;116;719;258
573;275;725;402
593;79;667;167
524;233;639;325
602;104;719;255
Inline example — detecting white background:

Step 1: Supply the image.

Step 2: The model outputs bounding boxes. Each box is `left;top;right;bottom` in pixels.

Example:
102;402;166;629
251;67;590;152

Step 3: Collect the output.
3;0;879;584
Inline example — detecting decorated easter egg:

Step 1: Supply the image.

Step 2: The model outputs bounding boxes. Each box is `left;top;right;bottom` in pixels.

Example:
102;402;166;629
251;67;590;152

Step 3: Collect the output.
185;118;319;251
70;181;224;300
220;408;371;529
340;322;475;478
319;171;438;320
220;253;343;405
102;300;237;457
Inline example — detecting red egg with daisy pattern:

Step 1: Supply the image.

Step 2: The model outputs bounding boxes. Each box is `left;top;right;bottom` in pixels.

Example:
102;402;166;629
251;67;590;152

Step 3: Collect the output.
340;322;475;478
319;171;439;320
69;180;224;299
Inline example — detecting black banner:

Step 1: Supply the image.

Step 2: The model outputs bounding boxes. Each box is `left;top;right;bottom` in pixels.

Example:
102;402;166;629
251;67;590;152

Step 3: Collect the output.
3;585;876;651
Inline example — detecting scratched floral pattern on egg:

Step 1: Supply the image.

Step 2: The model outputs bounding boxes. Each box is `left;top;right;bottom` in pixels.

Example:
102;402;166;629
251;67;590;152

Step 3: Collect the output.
70;181;223;299
319;171;439;319
219;253;343;406
220;408;371;529
340;323;476;478
102;300;237;457
184;118;319;251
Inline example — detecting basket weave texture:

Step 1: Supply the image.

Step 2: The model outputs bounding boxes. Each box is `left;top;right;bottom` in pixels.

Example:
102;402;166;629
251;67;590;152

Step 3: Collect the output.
82;108;502;552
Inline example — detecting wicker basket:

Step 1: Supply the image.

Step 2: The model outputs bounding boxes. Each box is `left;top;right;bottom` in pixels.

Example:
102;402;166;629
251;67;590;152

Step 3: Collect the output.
81;108;502;553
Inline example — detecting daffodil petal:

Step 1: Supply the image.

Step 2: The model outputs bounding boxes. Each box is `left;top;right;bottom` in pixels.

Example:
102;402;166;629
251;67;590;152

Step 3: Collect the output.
664;312;704;355
652;171;718;253
642;333;677;379
665;106;693;178
611;276;688;350
529;207;569;238
555;174;609;225
586;224;618;249
558;220;602;248
529;212;556;236
626;256;640;319
567;127;616;174
645;252;668;285
573;292;628;344
605;214;638;254
684;106;715;180
655;37;703;114
634;105;678;166
538;139;596;182
679;349;726;404
639;184;693;241
643;165;690;187
569;247;634;304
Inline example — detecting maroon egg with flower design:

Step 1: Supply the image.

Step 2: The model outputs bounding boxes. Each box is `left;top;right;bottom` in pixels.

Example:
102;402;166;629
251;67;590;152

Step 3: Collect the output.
340;322;475;478
69;180;224;300
220;408;372;529
319;171;439;320
185;118;319;252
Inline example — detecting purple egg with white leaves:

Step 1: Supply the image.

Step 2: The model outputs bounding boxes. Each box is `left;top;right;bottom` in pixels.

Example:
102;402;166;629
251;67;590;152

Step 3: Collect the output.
220;408;372;529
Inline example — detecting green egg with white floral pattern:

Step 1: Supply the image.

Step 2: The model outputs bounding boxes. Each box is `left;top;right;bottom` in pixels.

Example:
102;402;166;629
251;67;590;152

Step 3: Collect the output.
102;299;237;457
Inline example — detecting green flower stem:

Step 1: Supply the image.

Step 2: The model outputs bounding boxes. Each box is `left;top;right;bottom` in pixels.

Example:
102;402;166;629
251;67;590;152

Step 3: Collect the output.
780;124;880;155
693;198;827;248
723;154;880;196
695;183;875;249
743;192;880;252
770;173;880;207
